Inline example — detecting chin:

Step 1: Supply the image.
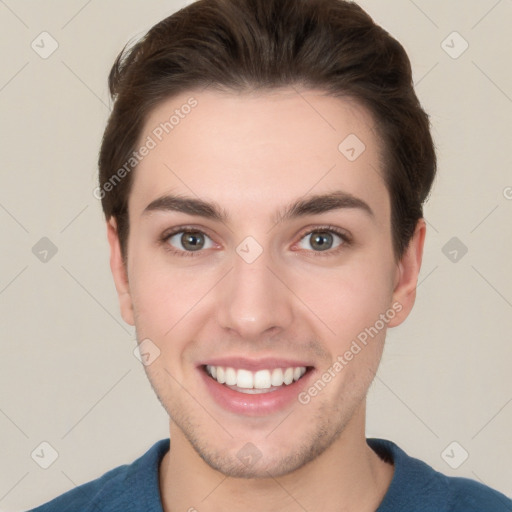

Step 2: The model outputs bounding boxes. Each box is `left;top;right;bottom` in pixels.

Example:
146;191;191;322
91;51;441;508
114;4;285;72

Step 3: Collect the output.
178;409;350;479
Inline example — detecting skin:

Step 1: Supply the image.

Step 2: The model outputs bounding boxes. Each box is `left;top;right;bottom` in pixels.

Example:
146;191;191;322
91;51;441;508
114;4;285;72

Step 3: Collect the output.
107;87;426;512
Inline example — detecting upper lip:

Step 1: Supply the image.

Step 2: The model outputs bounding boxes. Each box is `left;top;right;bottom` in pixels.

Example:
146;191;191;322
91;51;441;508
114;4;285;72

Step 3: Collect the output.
198;357;314;372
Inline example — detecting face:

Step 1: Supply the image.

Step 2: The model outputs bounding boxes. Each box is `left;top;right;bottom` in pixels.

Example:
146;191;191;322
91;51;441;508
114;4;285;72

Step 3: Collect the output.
108;88;424;478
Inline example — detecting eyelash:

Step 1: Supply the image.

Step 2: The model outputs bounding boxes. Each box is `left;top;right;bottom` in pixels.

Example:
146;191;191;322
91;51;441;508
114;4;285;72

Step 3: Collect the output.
159;225;352;258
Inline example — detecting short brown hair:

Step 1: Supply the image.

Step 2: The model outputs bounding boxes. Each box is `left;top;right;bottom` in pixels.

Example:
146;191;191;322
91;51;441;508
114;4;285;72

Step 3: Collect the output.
98;0;436;260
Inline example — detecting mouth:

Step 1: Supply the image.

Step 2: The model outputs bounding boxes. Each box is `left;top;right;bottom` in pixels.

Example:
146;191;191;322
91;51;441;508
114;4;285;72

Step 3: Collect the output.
198;360;315;416
203;364;309;394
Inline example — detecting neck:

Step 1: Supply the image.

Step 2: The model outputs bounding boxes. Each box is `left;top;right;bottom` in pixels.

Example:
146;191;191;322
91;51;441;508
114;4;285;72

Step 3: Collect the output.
159;406;394;512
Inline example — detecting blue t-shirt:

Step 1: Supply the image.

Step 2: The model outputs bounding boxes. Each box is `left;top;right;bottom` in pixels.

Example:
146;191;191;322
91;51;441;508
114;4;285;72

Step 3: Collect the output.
28;438;511;511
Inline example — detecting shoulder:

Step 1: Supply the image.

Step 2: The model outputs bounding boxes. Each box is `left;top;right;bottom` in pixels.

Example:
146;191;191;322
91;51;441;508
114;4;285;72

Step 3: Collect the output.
27;438;169;512
368;438;512;512
444;475;512;511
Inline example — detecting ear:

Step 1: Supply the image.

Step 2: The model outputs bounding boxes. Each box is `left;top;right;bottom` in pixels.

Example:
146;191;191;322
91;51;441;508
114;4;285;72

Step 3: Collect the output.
106;217;135;326
387;218;426;328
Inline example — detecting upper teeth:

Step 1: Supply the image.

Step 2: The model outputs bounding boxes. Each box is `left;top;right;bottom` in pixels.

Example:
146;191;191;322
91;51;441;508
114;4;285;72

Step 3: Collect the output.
205;365;307;389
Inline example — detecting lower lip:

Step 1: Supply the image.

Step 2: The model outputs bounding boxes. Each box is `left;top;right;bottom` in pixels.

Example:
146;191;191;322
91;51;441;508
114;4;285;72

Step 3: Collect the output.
199;367;314;416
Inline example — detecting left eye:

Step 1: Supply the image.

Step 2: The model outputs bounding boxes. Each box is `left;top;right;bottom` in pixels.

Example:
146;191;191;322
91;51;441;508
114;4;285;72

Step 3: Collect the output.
297;230;345;252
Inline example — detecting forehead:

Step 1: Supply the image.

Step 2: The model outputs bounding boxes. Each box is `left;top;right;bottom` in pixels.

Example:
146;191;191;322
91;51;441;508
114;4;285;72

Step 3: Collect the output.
130;88;389;227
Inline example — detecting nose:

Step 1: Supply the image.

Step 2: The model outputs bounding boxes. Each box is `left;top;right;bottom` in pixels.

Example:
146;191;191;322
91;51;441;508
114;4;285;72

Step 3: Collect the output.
216;247;294;340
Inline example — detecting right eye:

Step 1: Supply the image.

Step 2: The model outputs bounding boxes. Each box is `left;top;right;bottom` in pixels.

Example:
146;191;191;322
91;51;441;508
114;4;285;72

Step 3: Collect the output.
164;229;216;255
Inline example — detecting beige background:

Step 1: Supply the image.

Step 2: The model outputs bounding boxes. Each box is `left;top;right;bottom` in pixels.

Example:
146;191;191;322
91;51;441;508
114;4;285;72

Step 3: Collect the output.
0;0;511;510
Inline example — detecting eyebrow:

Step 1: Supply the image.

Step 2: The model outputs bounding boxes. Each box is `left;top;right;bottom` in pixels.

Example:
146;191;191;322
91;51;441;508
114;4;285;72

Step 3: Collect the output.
142;191;374;224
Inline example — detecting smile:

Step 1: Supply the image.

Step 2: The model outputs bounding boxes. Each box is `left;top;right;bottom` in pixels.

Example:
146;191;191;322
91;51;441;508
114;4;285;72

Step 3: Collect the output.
205;365;308;394
200;360;315;415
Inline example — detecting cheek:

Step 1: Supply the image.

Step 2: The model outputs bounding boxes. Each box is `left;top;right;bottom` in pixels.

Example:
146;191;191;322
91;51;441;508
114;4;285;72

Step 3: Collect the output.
128;252;218;340
291;256;395;342
130;269;202;385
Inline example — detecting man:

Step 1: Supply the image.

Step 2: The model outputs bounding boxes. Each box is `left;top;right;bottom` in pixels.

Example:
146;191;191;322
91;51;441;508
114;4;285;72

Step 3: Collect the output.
30;0;511;510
